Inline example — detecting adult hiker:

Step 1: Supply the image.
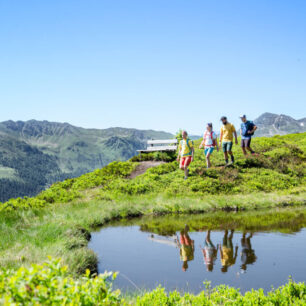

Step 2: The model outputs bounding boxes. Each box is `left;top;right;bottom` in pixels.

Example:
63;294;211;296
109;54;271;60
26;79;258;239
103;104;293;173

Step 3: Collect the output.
177;225;194;272
219;229;238;273
201;230;218;272
219;116;238;165
199;123;219;168
177;130;194;179
240;115;257;156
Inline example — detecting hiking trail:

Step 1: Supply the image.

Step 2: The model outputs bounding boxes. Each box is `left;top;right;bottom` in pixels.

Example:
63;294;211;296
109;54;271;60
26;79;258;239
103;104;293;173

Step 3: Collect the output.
129;161;165;179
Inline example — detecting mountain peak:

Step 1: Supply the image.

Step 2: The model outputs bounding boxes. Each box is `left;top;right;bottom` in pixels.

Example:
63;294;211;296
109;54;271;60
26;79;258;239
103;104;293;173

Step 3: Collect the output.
254;113;306;136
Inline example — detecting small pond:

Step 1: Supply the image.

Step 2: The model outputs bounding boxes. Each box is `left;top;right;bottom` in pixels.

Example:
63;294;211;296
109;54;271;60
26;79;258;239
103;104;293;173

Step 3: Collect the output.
88;208;306;293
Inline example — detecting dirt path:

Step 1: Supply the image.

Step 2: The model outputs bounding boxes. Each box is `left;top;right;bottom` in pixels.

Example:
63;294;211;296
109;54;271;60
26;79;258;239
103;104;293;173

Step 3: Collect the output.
129;161;165;179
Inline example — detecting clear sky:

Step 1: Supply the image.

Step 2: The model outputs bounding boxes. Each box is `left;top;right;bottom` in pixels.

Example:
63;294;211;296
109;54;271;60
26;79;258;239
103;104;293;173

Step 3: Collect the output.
0;0;305;134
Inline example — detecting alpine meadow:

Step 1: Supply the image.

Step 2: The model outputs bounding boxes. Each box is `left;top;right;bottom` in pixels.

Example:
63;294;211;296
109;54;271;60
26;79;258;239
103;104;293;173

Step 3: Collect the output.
0;133;305;304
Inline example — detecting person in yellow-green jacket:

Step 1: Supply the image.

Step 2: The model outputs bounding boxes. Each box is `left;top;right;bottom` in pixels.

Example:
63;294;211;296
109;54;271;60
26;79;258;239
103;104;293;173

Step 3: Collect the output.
219;116;238;165
177;130;194;180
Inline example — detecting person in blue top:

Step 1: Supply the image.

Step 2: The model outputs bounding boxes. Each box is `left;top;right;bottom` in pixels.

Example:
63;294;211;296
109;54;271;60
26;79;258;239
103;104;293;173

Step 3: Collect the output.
240;115;257;156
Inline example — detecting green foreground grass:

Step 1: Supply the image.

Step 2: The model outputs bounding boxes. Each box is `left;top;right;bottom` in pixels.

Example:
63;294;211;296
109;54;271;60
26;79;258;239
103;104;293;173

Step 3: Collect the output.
1;259;306;305
0;133;305;304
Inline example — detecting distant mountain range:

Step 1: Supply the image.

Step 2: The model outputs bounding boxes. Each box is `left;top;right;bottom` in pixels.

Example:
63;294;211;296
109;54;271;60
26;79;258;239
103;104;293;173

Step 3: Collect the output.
254;113;306;137
0;120;172;202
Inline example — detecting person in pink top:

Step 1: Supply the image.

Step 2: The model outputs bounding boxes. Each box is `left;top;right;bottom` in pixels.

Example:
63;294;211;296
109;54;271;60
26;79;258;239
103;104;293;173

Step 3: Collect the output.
199;123;219;168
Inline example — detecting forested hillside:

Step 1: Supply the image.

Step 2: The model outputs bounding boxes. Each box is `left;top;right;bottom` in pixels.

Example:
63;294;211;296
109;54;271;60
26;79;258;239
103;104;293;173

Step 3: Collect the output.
0;120;172;201
0;134;66;202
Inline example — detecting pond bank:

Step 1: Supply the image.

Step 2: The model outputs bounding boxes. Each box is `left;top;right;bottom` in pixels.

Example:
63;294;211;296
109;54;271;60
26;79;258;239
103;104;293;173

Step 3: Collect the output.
1;189;305;277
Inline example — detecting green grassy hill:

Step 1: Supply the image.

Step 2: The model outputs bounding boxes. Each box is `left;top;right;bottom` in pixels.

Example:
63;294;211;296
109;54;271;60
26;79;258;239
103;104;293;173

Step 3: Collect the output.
1;132;305;211
0;120;172;201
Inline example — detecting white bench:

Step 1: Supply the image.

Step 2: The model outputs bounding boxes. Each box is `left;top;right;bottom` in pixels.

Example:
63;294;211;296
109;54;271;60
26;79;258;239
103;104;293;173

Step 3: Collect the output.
137;139;178;154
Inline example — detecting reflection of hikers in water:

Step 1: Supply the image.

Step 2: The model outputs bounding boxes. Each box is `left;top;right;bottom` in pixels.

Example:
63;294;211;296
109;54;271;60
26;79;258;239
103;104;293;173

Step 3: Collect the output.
201;230;218;271
241;232;257;271
177;225;194;272
219;230;238;273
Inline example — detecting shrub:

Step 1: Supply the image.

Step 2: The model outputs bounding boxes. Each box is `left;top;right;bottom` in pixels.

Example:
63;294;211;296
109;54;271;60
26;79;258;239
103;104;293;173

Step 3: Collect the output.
0;259;305;305
0;258;121;305
130;151;176;162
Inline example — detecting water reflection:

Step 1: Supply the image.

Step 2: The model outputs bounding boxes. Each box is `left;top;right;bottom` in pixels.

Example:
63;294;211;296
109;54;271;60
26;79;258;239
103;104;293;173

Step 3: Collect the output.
241;233;257;272
201;230;218;272
220;230;238;273
188;228;257;273
177;225;194;272
150;226;258;274
89;208;306;293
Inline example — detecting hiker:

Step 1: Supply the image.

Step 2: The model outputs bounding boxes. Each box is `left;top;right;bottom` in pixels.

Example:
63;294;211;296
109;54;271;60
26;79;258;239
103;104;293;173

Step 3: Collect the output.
220;116;238;165
177;131;194;179
199;123;219;168
240;232;257;272
177;225;194;272
201;230;218;272
240;115;257;156
219;229;238;273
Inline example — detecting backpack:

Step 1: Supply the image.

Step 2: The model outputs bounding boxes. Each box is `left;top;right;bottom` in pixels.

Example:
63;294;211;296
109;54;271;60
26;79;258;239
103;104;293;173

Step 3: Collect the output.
242;121;255;137
180;138;192;154
211;132;217;147
204;131;217;147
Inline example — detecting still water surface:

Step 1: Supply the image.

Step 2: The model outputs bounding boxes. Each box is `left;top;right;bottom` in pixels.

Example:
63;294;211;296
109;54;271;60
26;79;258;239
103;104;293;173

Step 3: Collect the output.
89;216;306;293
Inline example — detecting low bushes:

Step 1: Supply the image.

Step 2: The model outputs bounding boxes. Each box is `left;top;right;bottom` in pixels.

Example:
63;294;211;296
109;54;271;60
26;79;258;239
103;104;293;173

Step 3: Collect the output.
134;282;306;305
0;259;120;305
130;151;176;162
1;259;305;305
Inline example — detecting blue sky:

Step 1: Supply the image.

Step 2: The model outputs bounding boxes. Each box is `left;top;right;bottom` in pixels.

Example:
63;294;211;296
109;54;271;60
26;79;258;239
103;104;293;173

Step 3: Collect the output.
0;0;305;134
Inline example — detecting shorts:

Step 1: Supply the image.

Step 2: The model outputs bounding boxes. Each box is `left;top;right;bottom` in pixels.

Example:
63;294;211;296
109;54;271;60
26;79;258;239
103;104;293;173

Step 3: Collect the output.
204;147;214;156
241;138;252;148
180;156;192;168
222;141;233;153
180;234;192;246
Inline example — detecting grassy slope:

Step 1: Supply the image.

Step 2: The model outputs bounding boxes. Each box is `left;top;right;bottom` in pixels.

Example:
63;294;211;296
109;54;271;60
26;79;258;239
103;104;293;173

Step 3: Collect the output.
0;133;305;275
0;166;17;180
0;134;305;304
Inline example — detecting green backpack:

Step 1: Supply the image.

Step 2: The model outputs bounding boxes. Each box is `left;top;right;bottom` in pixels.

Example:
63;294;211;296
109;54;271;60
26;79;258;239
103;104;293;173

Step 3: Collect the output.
180;138;192;155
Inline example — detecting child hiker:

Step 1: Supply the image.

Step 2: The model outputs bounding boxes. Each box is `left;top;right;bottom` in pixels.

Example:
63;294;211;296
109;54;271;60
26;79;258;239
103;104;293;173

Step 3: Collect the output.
177;130;194;179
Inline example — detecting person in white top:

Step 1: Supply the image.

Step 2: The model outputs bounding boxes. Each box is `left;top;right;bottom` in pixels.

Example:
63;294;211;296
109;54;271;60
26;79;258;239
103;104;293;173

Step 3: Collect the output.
199;123;219;168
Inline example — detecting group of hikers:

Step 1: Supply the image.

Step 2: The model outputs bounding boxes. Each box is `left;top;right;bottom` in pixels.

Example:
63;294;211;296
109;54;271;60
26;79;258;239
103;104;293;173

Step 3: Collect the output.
178;225;256;273
177;115;257;179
